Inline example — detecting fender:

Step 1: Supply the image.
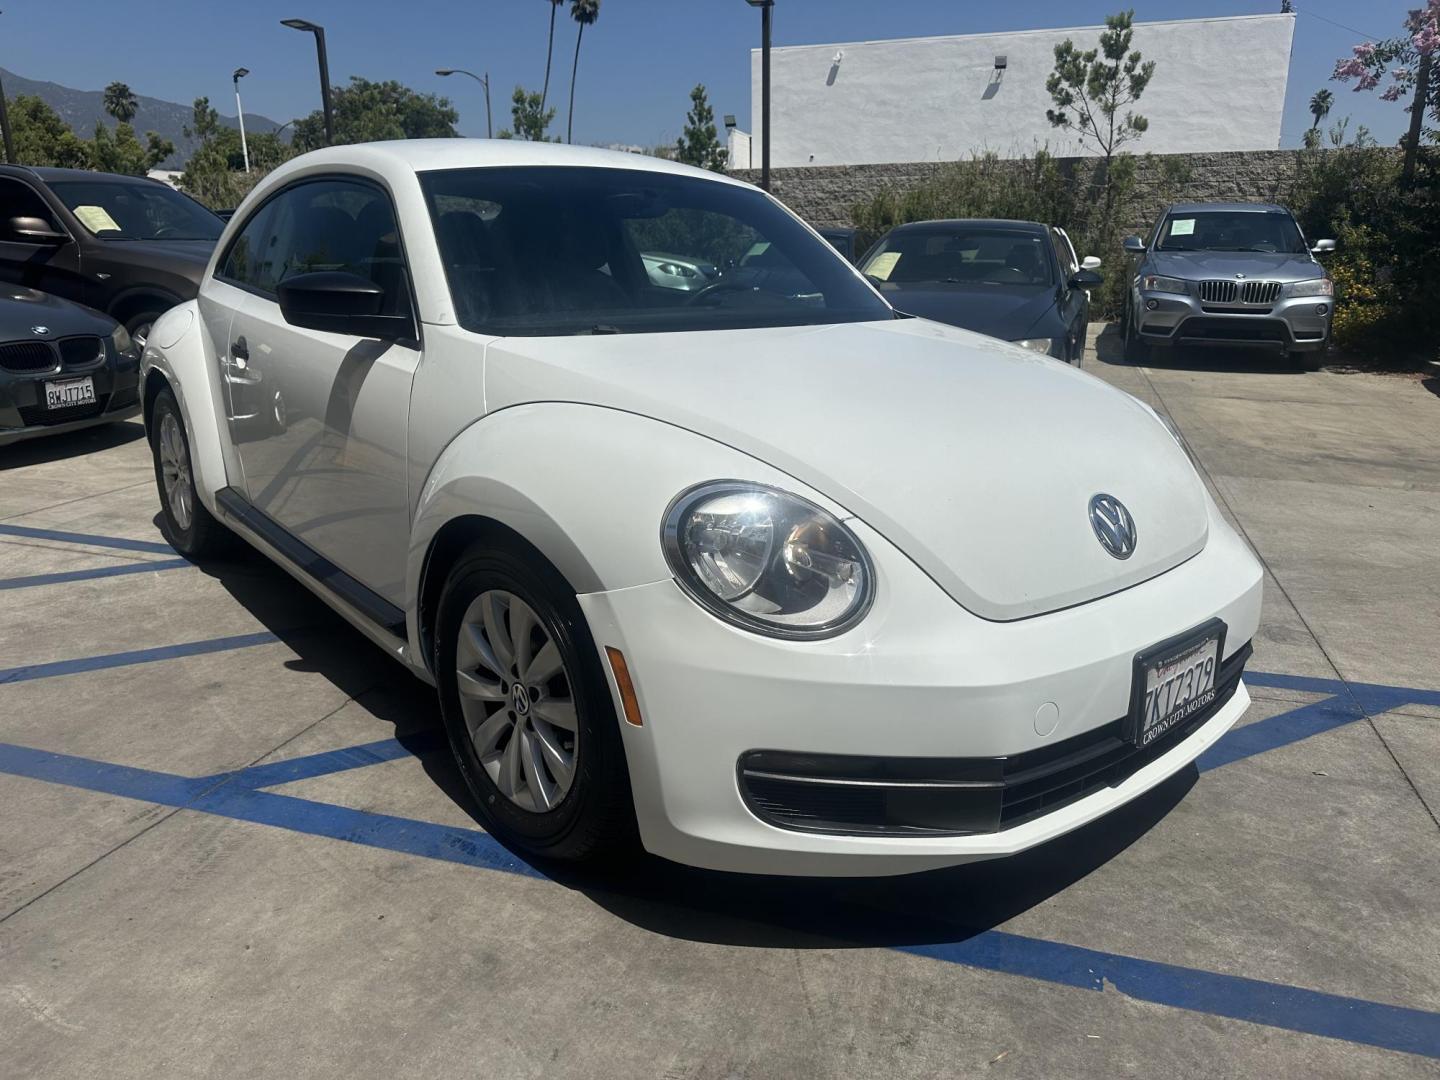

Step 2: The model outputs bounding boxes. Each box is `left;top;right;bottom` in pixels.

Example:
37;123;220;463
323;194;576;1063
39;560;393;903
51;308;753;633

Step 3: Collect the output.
404;402;852;671
139;301;232;511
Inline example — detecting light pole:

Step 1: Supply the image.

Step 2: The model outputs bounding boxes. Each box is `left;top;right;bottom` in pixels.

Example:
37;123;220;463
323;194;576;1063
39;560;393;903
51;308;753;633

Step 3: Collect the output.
436;68;491;138
233;67;251;172
745;0;773;190
281;18;333;146
0;11;13;164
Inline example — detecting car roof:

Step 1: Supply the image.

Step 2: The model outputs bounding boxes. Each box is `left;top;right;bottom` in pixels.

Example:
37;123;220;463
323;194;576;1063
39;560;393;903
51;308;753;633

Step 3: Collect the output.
1166;202;1289;214
890;218;1047;233
0;164;162;185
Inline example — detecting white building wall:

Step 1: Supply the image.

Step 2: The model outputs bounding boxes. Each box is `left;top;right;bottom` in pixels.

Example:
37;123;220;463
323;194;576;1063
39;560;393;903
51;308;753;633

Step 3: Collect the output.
750;14;1295;167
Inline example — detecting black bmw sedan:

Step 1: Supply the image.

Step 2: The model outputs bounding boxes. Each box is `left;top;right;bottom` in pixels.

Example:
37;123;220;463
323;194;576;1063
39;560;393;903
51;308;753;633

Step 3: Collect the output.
858;219;1101;365
0;286;140;446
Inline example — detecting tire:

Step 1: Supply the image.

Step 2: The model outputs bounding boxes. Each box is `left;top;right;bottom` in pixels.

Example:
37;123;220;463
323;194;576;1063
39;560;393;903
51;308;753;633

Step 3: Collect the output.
149;388;232;558
125;311;163;351
434;542;635;864
1296;351;1324;372
1123;304;1149;364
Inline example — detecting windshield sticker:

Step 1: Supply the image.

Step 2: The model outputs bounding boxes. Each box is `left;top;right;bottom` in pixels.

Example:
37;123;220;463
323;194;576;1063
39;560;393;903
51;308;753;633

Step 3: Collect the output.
1169;218;1196;237
74;205;122;233
865;251;901;281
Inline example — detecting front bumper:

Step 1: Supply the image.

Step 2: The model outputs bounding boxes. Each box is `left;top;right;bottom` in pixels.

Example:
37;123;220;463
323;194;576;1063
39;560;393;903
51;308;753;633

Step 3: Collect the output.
1135;287;1331;352
581;510;1263;876
0;351;141;446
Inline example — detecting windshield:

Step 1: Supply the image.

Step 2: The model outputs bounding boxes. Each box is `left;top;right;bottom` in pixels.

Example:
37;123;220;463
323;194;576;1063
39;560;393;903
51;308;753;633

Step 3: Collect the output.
1156;211;1306;253
859;228;1054;287
420;166;891;336
49;179;223;242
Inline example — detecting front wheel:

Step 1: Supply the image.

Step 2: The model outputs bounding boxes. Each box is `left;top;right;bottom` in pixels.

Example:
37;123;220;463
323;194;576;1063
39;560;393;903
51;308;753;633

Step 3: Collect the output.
126;311;162;351
149;388;232;558
1122;304;1149;364
1295;350;1325;372
435;543;635;864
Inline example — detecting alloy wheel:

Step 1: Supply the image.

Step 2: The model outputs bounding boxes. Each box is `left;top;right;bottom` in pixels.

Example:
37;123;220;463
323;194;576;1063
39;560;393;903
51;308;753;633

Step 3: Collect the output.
158;411;193;531
455;589;578;813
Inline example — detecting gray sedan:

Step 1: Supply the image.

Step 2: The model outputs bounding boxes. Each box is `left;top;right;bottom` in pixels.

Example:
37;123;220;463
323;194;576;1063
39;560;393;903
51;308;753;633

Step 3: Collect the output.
1121;203;1335;370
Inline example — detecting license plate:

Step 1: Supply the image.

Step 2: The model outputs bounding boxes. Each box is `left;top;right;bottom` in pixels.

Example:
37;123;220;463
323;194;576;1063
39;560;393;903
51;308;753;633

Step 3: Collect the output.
1128;621;1226;748
44;377;96;410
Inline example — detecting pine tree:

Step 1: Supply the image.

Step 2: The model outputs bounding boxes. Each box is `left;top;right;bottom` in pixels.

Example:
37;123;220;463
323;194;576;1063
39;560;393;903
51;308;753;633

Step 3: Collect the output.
674;84;727;171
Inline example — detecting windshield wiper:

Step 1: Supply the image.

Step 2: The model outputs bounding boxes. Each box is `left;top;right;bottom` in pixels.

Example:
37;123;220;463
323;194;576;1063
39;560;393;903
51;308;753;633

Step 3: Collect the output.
579;323;625;335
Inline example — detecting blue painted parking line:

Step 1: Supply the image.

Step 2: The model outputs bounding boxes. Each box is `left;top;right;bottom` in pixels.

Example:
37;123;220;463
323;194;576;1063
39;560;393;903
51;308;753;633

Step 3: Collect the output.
0;523;176;555
206;737;431;790
0;631;279;685
1;733;1438;1058
0;557;192;591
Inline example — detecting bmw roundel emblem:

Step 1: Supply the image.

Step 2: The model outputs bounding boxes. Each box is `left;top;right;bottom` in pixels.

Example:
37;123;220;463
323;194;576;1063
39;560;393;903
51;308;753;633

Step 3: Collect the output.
1089;494;1137;560
30;325;49;336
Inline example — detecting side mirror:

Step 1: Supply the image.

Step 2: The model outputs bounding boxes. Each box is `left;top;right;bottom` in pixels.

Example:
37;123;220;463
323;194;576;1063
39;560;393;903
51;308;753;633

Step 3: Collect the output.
277;271;411;339
1069;268;1103;288
9;216;68;244
1311;239;1336;254
1122;235;1145;255
1081;255;1102;271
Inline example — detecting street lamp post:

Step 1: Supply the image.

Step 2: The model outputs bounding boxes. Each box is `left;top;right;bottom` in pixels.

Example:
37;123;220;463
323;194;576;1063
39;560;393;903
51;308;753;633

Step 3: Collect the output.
233;67;251;173
745;0;773;191
281;18;333;146
435;68;492;138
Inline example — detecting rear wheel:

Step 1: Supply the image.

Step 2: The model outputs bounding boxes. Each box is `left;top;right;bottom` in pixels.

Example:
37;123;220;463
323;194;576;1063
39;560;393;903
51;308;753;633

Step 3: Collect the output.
148;388;231;558
435;543;635;864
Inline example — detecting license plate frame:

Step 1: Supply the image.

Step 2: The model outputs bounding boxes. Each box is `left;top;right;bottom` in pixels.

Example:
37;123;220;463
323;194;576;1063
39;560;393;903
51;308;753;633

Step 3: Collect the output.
1126;618;1227;749
43;376;96;411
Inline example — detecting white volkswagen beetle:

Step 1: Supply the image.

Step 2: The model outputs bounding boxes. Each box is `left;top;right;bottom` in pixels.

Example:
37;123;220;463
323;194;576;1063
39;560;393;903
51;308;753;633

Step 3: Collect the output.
141;142;1261;876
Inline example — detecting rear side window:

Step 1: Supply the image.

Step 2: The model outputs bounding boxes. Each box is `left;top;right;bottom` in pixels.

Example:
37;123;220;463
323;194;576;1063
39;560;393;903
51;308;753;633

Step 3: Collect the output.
0;178;64;241
219;177;411;315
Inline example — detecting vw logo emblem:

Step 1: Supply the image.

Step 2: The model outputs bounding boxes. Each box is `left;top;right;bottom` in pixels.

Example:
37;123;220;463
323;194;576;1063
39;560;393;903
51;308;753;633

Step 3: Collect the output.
510;682;531;717
30;325;48;336
1089;494;1137;560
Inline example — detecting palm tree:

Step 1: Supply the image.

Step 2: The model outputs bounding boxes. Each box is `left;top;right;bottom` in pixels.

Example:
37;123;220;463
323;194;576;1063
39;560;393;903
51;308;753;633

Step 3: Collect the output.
1308;88;1334;130
541;0;565;112
566;0;600;144
103;81;138;125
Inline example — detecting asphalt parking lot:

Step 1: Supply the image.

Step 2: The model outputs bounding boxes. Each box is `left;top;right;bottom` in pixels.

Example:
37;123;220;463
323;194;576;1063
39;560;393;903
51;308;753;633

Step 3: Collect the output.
2;328;1438;1078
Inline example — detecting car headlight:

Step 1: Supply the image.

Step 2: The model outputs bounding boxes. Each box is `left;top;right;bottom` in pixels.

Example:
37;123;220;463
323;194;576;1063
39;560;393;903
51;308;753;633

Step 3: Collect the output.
110;324;135;356
1286;278;1333;298
1010;338;1054;354
662;482;874;639
1141;274;1188;294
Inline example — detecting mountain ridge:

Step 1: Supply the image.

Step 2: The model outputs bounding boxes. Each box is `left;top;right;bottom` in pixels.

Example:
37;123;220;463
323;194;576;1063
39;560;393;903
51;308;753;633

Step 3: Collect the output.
0;67;281;170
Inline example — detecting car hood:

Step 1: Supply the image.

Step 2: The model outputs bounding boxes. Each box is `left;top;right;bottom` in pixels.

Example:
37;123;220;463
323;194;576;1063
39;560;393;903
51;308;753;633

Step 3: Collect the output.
484;318;1209;621
0;286;116;336
875;283;1058;339
1150;250;1326;283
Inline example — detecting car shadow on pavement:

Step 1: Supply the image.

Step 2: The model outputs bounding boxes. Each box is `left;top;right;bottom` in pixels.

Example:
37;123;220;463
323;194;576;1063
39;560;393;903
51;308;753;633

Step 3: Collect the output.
195;541;1193;953
1090;322;1307;374
0;418;146;469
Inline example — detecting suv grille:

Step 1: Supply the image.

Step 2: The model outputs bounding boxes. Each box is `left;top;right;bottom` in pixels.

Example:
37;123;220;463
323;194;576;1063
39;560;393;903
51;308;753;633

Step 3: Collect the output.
57;336;105;369
0;341;58;373
1199;280;1282;305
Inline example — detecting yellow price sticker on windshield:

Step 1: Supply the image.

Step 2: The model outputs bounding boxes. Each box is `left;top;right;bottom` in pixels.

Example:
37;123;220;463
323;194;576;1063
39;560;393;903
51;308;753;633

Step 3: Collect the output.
74;205;122;234
865;251;901;281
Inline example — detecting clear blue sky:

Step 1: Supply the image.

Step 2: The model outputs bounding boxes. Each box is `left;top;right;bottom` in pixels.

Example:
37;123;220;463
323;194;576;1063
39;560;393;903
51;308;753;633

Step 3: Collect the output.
0;0;1419;150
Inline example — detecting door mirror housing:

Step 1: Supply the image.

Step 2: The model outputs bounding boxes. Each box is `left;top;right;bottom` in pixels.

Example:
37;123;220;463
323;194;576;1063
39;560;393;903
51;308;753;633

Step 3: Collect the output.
1121;235;1145;255
9;216;68;244
276;271;412;339
1069;268;1103;289
1080;255;1102;271
1311;238;1336;254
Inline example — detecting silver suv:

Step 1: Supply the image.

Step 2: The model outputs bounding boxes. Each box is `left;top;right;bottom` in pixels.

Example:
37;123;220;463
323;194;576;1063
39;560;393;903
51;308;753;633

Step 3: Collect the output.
1120;203;1335;370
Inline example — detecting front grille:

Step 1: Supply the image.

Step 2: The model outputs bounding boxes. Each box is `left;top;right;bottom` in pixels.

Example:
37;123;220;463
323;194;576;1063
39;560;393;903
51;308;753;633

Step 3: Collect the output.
57;336;105;369
738;641;1252;837
1199;280;1281;305
1177;318;1290;345
17;393;110;428
0;341;58;373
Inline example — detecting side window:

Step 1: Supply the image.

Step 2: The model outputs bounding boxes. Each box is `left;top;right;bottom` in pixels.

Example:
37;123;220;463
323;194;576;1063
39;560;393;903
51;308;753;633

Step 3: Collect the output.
0;179;64;242
1053;229;1078;277
220;178;410;316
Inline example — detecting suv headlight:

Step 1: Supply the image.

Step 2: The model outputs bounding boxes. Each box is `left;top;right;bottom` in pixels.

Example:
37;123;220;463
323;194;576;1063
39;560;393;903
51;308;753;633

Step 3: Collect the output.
1286;278;1334;298
662;482;874;639
1010;338;1054;354
1141;274;1188;294
110;324;135;356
